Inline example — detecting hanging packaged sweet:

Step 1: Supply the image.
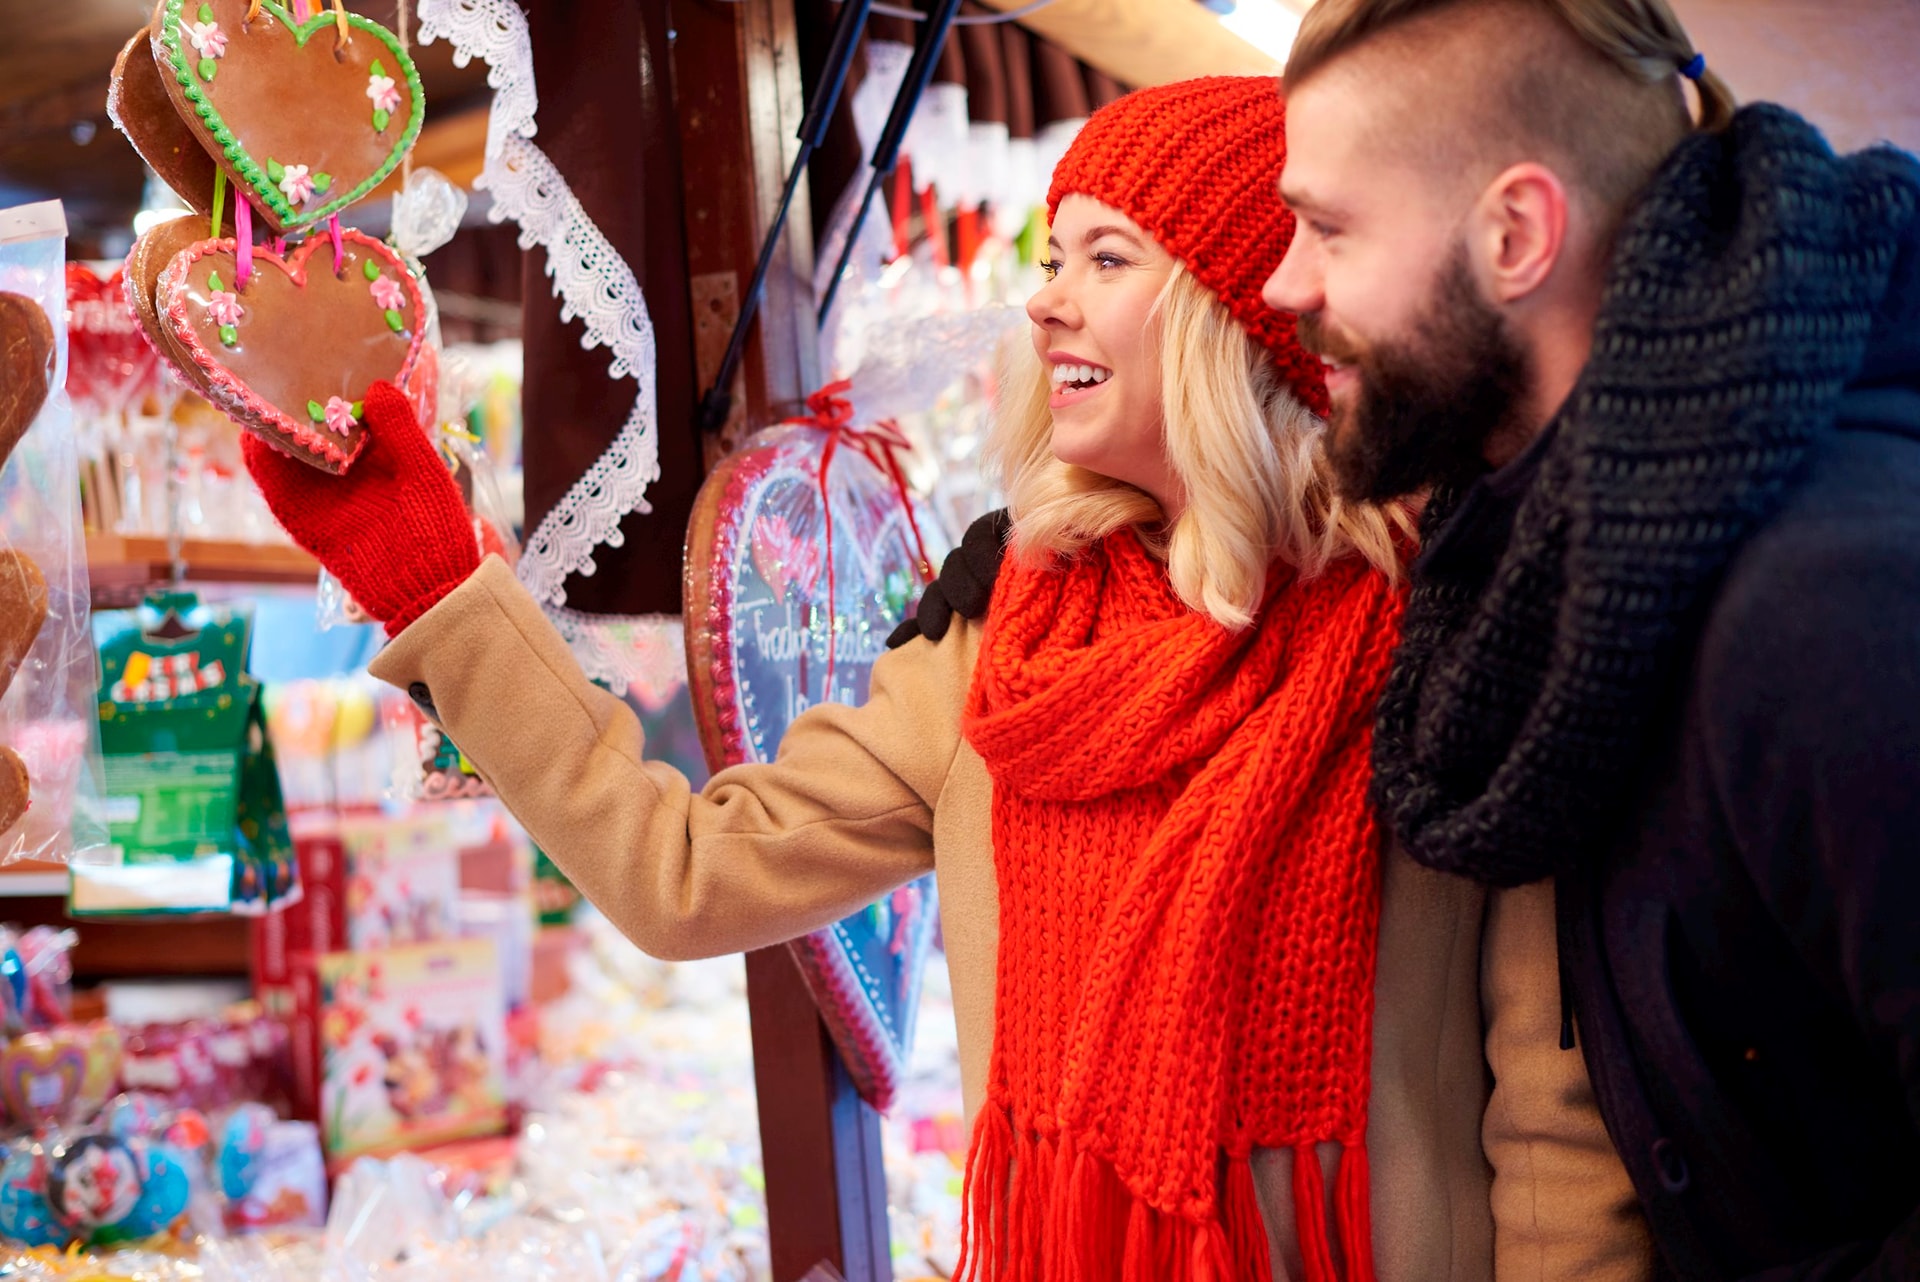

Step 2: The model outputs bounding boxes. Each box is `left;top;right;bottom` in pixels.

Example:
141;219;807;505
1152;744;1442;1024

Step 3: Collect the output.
684;389;948;1112
0;201;109;867
82;591;297;917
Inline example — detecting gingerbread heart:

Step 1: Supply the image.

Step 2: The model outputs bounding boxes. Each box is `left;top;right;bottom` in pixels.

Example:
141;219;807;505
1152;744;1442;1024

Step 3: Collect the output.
0;294;54;471
109;26;232;227
151;0;424;234
127;216;223;400
0;748;26;835
157;229;424;472
0;551;48;706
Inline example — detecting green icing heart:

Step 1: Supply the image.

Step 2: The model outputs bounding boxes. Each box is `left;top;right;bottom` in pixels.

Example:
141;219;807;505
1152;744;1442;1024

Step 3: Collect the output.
156;0;424;232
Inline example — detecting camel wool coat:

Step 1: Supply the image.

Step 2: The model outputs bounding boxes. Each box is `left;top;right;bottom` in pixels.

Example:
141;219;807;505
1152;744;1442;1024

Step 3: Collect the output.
370;555;1653;1282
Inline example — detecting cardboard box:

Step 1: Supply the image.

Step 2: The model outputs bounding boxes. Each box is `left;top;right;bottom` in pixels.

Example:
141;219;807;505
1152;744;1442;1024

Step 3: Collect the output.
289;937;507;1163
254;814;461;1010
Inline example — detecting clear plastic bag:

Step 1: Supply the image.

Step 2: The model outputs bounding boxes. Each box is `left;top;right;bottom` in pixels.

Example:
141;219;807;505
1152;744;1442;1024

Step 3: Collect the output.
0;201;107;865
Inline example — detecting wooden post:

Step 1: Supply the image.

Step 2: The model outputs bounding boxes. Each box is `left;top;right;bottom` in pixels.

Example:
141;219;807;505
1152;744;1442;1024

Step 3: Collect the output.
669;2;888;1278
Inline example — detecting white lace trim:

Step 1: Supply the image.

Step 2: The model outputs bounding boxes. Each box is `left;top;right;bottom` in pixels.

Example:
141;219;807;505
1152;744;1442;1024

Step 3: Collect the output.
417;0;661;611
546;606;688;707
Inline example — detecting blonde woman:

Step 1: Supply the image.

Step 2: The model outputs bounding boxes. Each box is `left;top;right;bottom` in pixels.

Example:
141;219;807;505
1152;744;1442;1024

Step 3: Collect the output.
246;78;1498;1281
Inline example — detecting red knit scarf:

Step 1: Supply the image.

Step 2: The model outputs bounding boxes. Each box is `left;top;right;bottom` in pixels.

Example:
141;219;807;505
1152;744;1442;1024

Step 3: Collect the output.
958;531;1404;1282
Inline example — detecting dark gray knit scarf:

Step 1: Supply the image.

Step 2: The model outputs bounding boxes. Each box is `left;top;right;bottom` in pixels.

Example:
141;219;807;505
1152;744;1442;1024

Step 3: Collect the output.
1372;104;1920;887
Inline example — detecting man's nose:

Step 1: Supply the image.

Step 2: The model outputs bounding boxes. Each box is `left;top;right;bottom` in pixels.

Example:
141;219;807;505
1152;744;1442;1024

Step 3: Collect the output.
1264;239;1322;317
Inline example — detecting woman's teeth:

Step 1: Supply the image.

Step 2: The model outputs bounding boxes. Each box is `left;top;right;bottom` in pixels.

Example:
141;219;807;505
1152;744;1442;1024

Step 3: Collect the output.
1050;363;1113;389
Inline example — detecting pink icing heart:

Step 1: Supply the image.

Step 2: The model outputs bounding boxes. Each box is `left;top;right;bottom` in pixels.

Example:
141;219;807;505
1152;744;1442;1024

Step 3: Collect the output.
0;1035;86;1127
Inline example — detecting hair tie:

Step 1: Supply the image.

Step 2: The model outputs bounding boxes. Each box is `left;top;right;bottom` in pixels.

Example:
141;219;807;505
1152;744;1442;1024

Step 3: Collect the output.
1679;52;1706;81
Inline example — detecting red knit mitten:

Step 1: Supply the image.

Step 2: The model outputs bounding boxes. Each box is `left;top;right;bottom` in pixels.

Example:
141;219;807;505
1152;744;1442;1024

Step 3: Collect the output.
242;381;480;636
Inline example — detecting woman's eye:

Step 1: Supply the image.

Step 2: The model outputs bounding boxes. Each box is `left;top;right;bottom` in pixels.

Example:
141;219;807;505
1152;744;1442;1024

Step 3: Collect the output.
1039;259;1061;280
1094;252;1127;270
1310;221;1337;240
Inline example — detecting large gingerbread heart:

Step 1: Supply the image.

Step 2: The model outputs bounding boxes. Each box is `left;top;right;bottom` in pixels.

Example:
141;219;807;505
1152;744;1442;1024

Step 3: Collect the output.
157;229;425;472
151;0;424;234
0;551;48;706
0;294;54;471
109;26;231;226
685;425;946;1112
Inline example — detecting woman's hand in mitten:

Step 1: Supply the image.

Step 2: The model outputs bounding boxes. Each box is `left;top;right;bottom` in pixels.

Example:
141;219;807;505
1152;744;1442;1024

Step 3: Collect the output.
242;380;480;636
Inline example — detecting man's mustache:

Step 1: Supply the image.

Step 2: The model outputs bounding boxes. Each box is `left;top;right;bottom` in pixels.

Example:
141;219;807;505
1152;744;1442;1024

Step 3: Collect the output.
1294;313;1365;367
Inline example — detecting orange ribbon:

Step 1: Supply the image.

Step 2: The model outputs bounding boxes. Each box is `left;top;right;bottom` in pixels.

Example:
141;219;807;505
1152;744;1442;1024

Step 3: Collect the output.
783;379;935;698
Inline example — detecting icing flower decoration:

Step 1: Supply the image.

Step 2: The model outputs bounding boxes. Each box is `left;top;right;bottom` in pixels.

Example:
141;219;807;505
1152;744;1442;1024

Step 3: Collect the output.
206;290;243;328
278;164;315;207
369;275;406;312
366;74;403;116
323;397;358;437
185;21;227;59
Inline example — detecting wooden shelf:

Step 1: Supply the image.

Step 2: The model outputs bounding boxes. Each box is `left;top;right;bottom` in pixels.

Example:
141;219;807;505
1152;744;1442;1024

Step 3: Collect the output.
87;534;318;606
0;858;70;898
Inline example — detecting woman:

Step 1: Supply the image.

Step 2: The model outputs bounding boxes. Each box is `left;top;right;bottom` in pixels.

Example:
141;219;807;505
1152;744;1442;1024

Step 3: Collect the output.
246;78;1491;1282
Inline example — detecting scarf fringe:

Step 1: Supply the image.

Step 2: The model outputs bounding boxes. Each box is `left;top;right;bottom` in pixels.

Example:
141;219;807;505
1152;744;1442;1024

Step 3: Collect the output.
957;1108;1377;1282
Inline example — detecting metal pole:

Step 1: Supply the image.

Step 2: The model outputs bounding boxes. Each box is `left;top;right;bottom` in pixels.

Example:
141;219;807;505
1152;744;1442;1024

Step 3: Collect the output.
696;0;875;434
815;0;966;328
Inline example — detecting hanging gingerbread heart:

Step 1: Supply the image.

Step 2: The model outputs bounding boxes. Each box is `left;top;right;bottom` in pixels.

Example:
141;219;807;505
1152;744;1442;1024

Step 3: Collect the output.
126;216;222;401
150;0;424;235
0;551;48;706
0;294;54;472
0;749;27;836
156;229;425;472
109;26;232;228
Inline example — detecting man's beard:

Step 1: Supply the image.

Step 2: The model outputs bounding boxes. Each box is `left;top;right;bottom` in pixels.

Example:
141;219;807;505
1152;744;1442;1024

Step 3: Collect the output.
1298;246;1534;503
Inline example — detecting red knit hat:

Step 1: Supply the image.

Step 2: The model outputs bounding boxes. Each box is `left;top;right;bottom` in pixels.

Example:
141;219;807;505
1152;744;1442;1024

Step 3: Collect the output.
1047;76;1329;418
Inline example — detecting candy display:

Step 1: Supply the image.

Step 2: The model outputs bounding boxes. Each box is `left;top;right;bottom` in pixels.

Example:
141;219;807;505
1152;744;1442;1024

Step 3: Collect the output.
289;937;507;1164
85;591;296;917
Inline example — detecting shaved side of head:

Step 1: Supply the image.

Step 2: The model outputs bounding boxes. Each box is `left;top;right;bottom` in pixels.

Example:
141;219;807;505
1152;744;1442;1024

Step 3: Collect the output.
1287;0;1726;240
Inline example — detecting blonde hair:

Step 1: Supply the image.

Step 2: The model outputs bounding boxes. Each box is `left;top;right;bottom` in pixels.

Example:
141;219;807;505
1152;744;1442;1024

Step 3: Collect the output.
990;265;1409;631
1287;0;1736;221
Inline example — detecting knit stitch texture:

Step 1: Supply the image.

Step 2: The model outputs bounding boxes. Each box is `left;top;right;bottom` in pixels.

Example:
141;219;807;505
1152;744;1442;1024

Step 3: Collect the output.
959;531;1403;1281
242;380;480;637
1048;77;1330;419
1372;105;1920;886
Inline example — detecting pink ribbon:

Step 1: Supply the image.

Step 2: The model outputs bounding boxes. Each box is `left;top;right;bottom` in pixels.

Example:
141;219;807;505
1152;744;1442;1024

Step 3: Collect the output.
782;379;935;698
235;196;253;290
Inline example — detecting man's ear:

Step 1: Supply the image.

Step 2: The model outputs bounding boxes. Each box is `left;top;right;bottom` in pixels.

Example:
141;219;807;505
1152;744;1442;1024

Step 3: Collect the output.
1468;162;1572;304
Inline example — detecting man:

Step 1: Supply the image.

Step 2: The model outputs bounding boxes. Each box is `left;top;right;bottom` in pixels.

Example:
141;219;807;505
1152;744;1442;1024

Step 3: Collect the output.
1266;1;1920;1278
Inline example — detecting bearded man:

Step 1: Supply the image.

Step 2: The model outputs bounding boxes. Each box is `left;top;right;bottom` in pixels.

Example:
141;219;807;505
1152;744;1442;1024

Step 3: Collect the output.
1267;2;1920;1278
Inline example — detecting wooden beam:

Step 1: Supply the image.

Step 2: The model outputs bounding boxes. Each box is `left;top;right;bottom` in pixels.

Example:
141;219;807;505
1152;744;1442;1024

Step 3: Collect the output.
979;0;1282;86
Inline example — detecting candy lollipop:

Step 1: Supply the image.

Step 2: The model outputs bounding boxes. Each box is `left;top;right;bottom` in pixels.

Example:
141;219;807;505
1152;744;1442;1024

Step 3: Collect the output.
0;1144;65;1248
216;1103;274;1201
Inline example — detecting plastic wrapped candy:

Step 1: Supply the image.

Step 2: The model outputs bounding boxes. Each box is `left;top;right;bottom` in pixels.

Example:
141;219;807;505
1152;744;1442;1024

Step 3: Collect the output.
0;201;110;866
684;415;946;1113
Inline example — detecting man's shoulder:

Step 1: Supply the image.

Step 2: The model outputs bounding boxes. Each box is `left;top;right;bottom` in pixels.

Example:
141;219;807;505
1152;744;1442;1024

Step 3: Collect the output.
1709;418;1920;657
1692;419;1920;805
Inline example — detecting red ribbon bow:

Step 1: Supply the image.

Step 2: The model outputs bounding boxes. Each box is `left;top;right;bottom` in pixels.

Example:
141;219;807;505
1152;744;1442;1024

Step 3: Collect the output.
783;379;936;698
